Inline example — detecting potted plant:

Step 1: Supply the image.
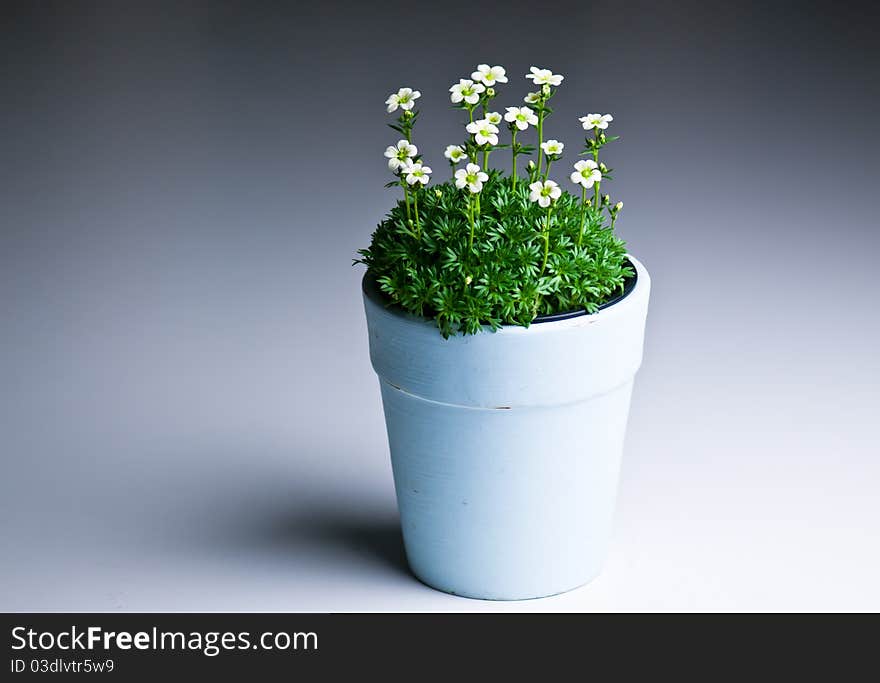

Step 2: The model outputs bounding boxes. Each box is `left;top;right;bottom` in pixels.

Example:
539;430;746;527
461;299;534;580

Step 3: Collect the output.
357;65;650;600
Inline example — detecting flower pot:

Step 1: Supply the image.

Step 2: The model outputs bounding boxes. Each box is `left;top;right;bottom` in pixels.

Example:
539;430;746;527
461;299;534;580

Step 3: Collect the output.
362;256;651;600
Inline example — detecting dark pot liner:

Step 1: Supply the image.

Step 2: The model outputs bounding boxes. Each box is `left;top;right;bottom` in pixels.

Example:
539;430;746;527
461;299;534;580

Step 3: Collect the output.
364;256;638;326
531;256;638;323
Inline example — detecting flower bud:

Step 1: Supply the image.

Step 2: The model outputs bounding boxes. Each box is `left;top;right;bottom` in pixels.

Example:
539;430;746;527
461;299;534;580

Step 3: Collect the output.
599;133;606;143
541;84;551;96
434;189;443;198
602;194;610;205
465;275;473;286
486;87;495;98
527;160;536;170
599;162;608;172
615;201;623;211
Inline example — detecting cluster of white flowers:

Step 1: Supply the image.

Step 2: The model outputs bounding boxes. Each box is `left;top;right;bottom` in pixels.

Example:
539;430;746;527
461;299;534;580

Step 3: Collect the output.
384;131;430;197
449;79;485;105
528;180;561;208
455;163;489;194
385;87;420;113
466;119;499;146
383;68;620;230
504;106;538;130
579;113;613;130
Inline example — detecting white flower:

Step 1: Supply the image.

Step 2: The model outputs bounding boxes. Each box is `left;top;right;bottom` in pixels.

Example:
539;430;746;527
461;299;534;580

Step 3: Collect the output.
529;180;561;207
466;119;499;146
449;79;485;105
385;87;421;113
454;163;489;194
403;161;432;186
485;111;503;125
504;106;538;130
579;113;614;130
384;139;418;171
471;64;508;86
444;145;466;164
526;66;563;87
570;159;602;188
541;139;564;156
524;91;542;104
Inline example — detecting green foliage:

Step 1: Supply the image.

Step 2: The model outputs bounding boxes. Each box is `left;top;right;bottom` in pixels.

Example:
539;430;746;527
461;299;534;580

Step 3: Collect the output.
357;170;631;338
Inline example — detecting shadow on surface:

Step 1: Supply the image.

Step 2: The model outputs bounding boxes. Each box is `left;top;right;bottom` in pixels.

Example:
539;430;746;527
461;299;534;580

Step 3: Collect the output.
256;509;411;578
124;442;419;587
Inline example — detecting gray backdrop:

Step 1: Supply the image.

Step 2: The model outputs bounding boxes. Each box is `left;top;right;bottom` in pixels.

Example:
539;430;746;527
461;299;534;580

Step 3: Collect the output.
2;0;878;611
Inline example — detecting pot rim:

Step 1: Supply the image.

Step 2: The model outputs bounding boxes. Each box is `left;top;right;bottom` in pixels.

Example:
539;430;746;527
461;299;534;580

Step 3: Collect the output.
363;254;648;336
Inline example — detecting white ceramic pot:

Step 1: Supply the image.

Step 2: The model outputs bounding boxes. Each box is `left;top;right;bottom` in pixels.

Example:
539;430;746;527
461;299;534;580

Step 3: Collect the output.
362;256;651;600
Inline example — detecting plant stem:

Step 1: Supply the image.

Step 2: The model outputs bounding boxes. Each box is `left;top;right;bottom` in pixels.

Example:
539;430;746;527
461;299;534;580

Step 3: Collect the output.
593;129;601;209
467;108;477;163
540;205;551;273
544;158;553;182
413;189;421;239
511;129;518;191
537;110;545;173
578;185;587;247
467;195;475;253
403;182;412;224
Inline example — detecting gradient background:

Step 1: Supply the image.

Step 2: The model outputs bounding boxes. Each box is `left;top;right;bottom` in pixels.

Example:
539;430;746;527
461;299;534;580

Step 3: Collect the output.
2;0;878;611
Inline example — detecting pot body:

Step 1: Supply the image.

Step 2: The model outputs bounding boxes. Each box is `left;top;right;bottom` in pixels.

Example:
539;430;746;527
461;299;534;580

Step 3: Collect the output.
363;256;650;600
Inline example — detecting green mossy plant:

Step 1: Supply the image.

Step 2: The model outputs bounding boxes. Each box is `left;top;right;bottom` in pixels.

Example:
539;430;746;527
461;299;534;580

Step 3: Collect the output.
357;66;632;338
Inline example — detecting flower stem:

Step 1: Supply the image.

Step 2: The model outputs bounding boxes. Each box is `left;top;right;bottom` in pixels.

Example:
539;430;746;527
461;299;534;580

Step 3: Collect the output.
543;158;553;182
511;129;518;191
537;110;545;173
540;205;552;274
578;185;587;247
403;182;412;225
413;189;421;239
467;196;475;253
593;130;601;209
